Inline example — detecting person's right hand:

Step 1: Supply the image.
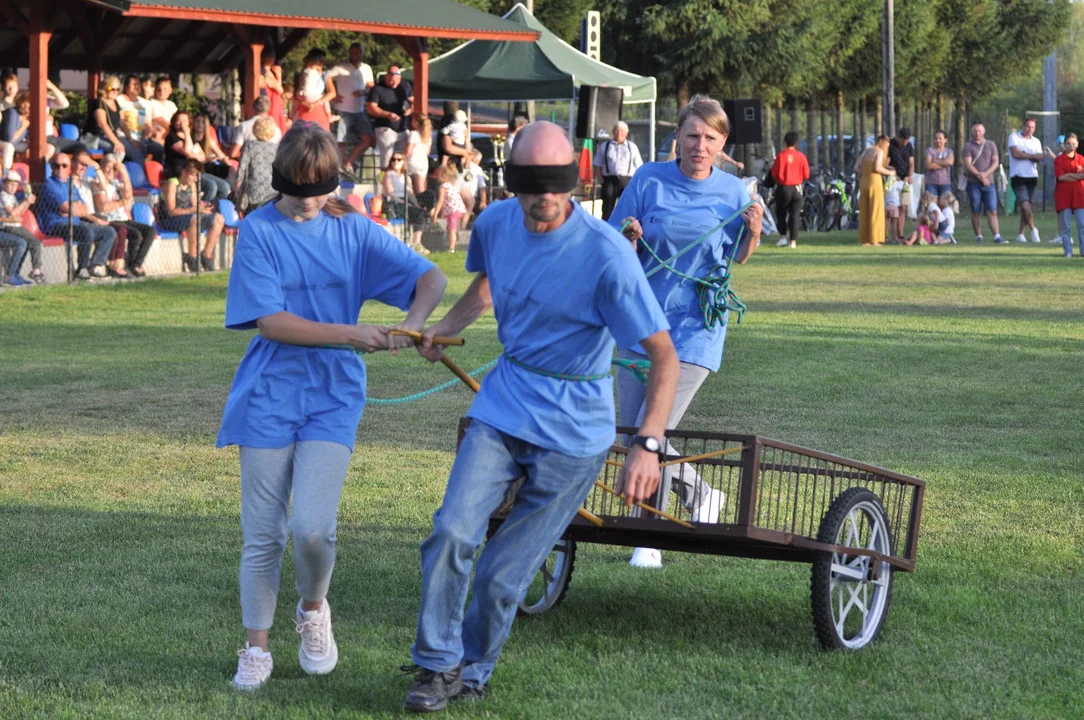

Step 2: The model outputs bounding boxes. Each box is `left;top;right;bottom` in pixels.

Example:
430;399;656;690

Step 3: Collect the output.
416;326;446;363
389;113;400;123
346;324;390;353
620;216;642;243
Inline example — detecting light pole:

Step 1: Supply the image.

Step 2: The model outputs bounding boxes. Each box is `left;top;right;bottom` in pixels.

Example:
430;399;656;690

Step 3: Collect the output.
882;0;895;137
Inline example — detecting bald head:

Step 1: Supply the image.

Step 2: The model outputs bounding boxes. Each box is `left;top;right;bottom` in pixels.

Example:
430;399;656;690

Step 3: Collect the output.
509;121;574;166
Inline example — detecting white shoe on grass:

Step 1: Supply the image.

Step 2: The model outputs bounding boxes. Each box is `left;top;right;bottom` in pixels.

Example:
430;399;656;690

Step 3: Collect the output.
296;601;338;675
1031;228;1041;243
629;547;663;568
691;487;726;524
776;238;789;247
232;643;272;691
1016;234;1028;243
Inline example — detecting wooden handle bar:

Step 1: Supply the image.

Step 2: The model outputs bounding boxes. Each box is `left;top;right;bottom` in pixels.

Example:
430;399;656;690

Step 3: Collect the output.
389;329;465;346
593;481;695;529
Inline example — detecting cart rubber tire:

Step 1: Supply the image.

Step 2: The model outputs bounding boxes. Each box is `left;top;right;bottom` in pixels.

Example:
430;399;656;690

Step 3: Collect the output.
517;539;576;616
811;487;895;650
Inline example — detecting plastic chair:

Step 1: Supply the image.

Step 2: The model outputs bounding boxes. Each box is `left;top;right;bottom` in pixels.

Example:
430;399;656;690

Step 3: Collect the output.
84;165;97;179
218;199;242;229
10;162;29;183
125;161;150;189
131;202;155;226
21;210;62;242
144;160;163;188
59;124;80;141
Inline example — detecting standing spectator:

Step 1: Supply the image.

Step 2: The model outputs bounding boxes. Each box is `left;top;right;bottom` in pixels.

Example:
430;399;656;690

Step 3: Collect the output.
428;164;465;253
962;122;1004;244
1054;132;1084;259
144;76;177;164
505;113;528;156
884;176;904;241
462;147;488;218
0;170;41;284
165;112;231;204
161;158;225;272
593;120;644;220
37;153;115;280
924;130;954;198
770;130;810;248
438;108;470;170
886;127;914;244
81;75;145;164
1008;117;1046;244
228;95;282;160
94;154;157;278
292;49;337;133
855;136;895;246
259;48;288;134
235;117;279;212
327;42;376;175
404;114;432;195
367;65;413;168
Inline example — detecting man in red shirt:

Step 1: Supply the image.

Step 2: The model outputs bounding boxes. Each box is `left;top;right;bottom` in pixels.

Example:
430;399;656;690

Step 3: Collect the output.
771;131;810;248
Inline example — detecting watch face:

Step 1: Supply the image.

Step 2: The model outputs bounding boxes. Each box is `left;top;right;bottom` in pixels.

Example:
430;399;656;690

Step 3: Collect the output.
638;435;660;453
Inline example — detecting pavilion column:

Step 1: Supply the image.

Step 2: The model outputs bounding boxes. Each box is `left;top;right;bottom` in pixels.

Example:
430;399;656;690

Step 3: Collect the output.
396;37;429;117
87;69;101;102
29;6;52;181
236;26;263;119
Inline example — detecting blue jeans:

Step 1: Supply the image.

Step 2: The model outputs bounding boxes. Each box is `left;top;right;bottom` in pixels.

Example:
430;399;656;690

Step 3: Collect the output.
200;174;231;204
412;420;608;688
47;221;115;269
0;230;27;277
926;182;952;199
967;181;998;214
1059;209;1084;257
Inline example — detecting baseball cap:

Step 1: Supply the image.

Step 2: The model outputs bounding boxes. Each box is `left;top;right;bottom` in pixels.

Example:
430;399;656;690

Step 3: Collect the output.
454;109;467;123
3;170;20;182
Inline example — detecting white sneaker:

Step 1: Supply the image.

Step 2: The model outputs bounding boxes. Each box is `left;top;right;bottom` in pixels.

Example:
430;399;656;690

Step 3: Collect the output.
1016;234;1028;243
1031;228;1041;243
629;547;662;568
232;643;273;691
776;238;789;247
296;601;338;675
975;235;984;244
788;241;796;249
90;265;108;278
690;487;726;524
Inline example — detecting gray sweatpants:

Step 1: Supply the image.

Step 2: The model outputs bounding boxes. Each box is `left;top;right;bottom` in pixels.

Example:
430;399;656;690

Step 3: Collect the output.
616;349;713;511
239;441;352;631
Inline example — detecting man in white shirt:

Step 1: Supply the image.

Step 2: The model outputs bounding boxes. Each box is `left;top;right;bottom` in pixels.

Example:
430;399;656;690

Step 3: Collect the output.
228;96;282;160
592;120;643;220
326;42;376;174
1008;117;1046;243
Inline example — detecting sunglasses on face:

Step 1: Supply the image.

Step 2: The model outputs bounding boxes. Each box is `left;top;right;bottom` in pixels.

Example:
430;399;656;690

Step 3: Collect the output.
393;156;404;161
53;163;70;168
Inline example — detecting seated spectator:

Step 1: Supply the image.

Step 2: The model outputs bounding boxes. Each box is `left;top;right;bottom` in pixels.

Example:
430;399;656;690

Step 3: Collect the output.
404;114;432;195
0;73;17;112
380;152;428;253
460;147;488;223
37;153;116;280
428;163;465;253
932;191;957;245
165;112;231;204
903;211;932;246
0;82;68;167
0;170;41;285
94;154;156;278
439;109;470;170
920;190;941;229
161;158;225;272
228;95;282;160
191;114;232;180
144;76;177;164
81;75;145;164
234;116;278;212
116;74;148;142
72;150;130;279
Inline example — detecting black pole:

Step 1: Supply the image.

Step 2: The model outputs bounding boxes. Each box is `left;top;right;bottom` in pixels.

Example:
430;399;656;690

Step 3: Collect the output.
195;172;202;276
67;176;74;282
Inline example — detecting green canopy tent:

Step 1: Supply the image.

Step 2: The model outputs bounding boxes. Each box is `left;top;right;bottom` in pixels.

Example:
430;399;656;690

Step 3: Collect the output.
403;3;658;151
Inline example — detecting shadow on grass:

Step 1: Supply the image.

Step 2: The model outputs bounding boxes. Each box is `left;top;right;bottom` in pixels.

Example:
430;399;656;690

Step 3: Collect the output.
751;299;1084;325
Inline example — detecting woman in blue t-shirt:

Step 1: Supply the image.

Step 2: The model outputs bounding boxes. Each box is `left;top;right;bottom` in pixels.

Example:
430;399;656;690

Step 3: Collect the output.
217;122;447;691
610;95;763;569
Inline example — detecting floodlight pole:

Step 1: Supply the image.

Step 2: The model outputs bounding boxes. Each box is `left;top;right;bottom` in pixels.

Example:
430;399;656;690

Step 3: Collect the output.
882;0;895;137
1043;52;1057;208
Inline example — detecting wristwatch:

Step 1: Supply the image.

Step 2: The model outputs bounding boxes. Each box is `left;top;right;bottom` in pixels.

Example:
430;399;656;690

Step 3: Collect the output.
629;434;663;457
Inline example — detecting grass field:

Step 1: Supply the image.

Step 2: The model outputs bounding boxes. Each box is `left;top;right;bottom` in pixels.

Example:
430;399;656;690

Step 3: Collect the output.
1;214;1082;719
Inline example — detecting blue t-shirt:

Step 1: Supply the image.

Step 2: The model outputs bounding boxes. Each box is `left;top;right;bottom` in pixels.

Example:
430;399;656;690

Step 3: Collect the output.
38;175;78;231
466;199;669;457
609;160;750;372
216;203;435;451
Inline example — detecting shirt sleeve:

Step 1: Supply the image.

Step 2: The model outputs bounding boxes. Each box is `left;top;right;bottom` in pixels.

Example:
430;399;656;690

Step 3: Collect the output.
464;214;488;273
360;218;436;310
595;249;670;350
224;221;285;330
593;143;605;168
631;143;643;170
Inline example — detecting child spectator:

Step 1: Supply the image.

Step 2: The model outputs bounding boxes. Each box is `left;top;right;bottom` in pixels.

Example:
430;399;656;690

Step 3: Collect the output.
439;109;469;170
293;52;336;131
459;147;488;228
0;170;43;284
921;190;941;228
903;211;932;246
884;177;903;243
932;192;957;245
428;164;466;253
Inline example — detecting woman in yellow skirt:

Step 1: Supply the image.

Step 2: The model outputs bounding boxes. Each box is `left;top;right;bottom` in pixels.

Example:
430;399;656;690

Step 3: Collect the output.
855;135;896;245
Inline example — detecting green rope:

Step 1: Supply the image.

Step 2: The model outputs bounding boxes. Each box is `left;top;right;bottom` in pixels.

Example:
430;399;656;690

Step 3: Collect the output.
506;355;652;385
627;200;754;328
368;357;499;405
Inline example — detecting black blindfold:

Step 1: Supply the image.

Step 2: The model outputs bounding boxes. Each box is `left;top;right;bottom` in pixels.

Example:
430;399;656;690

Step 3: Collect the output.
271;165;341;198
504;160;579;194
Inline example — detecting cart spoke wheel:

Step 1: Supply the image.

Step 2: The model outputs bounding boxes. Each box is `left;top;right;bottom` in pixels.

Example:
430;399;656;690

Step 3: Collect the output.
812;488;895;650
517;539;576;616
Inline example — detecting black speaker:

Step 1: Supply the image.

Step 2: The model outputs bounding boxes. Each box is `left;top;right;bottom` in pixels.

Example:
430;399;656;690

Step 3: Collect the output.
576;86;623;140
723;98;763;144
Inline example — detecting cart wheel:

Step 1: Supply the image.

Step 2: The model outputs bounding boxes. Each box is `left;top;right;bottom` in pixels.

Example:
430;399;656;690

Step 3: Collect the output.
517;539;576;616
811;488;894;650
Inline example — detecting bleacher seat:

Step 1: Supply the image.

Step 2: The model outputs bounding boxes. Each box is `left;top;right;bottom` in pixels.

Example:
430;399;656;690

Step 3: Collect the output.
134;202;178;240
10;162;29;183
21;211;65;247
84;165;96;179
144;160;163;189
219;199;242;229
125;161;157;198
59;124;80;141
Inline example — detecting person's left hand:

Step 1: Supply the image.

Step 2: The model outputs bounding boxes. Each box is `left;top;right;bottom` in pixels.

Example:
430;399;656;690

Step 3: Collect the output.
735;161;745;172
905;176;913;185
743;201;764;236
388;320;424;355
617;446;661;505
201;201;214;213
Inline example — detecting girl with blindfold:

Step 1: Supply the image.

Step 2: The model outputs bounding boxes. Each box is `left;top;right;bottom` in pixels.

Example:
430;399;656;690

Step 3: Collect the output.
216;122;447;691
